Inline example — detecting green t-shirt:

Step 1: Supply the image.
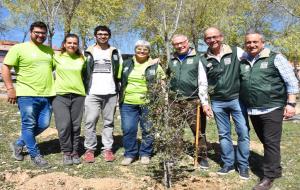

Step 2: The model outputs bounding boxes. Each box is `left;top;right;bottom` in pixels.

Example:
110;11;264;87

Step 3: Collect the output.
3;42;55;96
124;58;165;105
53;53;86;96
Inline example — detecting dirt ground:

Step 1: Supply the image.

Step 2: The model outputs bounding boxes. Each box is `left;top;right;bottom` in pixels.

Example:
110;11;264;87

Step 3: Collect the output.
2;170;238;190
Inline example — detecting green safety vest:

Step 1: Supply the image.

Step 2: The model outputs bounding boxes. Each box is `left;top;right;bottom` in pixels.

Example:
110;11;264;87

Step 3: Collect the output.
240;52;287;108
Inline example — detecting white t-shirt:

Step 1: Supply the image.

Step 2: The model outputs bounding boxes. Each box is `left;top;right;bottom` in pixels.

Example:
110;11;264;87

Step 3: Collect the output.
89;47;116;95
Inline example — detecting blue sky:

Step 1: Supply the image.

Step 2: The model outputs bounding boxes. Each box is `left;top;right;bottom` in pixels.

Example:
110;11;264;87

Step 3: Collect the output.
0;7;139;54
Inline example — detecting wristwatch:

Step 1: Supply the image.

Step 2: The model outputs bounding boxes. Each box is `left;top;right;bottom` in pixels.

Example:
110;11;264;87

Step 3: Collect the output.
287;102;297;107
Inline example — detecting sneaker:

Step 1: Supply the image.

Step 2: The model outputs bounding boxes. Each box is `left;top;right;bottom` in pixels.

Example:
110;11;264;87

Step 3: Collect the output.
72;153;81;165
83;150;95;163
140;156;150;165
239;168;250;180
103;149;115;162
217;165;235;175
63;153;73;165
199;159;209;169
121;157;134;166
9;142;24;161
31;155;50;168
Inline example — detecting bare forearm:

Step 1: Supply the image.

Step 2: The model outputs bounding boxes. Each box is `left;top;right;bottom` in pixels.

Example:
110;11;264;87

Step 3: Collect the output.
1;64;14;89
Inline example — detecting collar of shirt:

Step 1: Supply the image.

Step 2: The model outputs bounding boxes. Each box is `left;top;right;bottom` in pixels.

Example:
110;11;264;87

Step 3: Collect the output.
178;49;192;62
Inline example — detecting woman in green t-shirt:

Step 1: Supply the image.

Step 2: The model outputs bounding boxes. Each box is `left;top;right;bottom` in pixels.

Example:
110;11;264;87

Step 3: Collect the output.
119;40;165;166
52;34;86;165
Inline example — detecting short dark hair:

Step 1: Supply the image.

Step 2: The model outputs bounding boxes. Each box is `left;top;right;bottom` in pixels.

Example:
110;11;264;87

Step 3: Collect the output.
60;33;82;56
94;25;111;37
30;21;48;32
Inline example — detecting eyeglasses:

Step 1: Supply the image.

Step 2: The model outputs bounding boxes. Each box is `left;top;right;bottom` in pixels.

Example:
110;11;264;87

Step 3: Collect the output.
205;35;221;42
172;39;187;47
32;31;47;36
96;33;109;37
136;47;149;52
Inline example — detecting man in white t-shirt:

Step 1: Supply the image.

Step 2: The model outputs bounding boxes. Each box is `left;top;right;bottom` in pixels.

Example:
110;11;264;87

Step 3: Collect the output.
83;25;122;163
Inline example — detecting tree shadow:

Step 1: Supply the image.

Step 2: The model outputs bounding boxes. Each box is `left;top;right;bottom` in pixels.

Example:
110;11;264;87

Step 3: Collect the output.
93;134;124;157
37;134;124;157
249;151;264;179
39;138;61;155
184;141;222;167
185;141;264;178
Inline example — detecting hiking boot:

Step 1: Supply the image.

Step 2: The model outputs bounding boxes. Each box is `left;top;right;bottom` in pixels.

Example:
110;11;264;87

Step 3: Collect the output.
199;159;209;169
72;152;81;165
31;155;50;168
239;168;250;180
83;150;95;163
140;156;150;165
9;142;24;161
217;165;235;175
63;153;73;165
103;149;115;162
121;157;134;166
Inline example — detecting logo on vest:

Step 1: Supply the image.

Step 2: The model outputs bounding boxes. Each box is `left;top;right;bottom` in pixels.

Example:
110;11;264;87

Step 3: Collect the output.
173;60;178;66
260;62;268;69
207;62;213;68
148;69;155;76
123;67;129;72
207;62;214;70
186;59;194;65
245;65;250;71
224;58;231;65
113;54;119;61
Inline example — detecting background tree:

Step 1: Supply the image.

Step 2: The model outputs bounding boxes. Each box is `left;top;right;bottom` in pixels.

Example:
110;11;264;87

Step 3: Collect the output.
3;0;62;47
38;0;62;47
2;0;40;42
268;0;300;61
132;0;183;61
61;0;81;36
179;0;229;50
71;0;125;48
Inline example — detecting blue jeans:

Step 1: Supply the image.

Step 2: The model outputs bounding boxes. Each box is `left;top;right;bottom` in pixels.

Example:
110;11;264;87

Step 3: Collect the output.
120;103;153;158
16;97;52;157
211;98;250;169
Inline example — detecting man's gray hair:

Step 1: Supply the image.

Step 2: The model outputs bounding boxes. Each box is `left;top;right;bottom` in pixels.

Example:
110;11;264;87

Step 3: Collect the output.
171;34;188;42
245;28;265;42
135;40;151;50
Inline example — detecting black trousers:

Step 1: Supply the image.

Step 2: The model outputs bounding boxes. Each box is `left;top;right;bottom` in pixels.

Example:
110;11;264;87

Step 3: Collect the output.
250;108;284;179
53;94;85;153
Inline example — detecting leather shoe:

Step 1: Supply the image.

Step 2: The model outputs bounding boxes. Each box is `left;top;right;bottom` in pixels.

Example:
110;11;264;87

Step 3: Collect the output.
253;177;273;190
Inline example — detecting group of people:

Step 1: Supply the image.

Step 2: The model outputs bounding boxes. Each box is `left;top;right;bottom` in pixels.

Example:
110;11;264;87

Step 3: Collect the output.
1;21;299;190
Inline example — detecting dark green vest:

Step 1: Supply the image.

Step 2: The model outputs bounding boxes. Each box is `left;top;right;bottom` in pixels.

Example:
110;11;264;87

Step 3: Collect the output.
168;52;199;100
119;58;158;103
240;52;287;108
201;46;239;100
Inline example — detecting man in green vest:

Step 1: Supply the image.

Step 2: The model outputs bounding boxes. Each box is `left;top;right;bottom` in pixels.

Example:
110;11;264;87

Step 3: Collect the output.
240;30;299;190
167;34;209;169
199;27;250;179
